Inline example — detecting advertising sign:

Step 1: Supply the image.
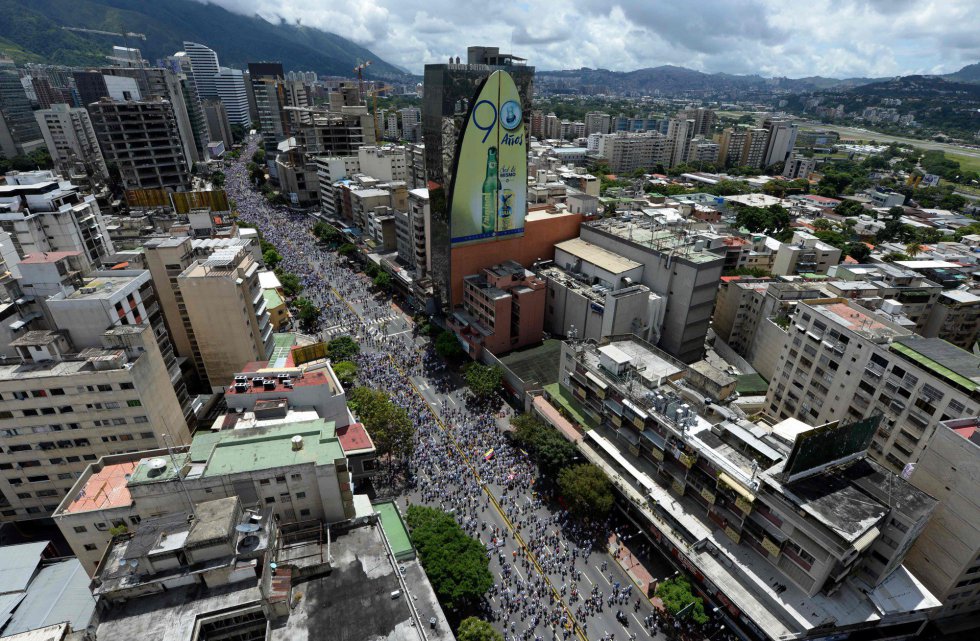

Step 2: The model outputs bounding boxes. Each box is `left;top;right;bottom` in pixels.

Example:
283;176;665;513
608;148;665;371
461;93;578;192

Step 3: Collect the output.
450;70;527;246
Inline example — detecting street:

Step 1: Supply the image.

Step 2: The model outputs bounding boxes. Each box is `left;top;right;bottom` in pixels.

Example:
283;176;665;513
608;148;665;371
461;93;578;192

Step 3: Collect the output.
224;139;728;641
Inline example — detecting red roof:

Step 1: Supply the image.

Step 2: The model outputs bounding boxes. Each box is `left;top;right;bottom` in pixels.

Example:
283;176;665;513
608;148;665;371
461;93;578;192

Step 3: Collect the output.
20;251;82;264
953;425;977;440
226;370;332;395
337;422;374;452
802;195;841;205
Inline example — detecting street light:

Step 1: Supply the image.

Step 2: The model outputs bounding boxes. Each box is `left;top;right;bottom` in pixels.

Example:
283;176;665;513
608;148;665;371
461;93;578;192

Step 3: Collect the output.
706;624;726;639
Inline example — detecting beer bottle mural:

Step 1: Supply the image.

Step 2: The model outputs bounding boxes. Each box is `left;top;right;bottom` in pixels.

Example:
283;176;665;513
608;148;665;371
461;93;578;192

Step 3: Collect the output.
449;70;527;246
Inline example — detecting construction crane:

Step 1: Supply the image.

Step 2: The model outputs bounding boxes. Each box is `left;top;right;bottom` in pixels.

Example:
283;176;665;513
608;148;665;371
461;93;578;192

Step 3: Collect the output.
62;26;149;93
353;60;371;102
366;85;394;142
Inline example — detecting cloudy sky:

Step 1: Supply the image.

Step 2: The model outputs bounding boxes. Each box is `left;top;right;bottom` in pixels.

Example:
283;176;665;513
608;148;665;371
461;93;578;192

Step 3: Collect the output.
198;0;978;78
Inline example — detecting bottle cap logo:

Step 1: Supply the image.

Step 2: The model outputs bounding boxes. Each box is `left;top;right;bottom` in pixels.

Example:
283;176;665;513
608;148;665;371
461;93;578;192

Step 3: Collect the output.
500;100;522;131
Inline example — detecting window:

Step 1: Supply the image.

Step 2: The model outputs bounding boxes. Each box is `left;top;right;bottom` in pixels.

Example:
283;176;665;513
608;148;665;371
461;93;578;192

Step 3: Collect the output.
27;475;50;483
127;400;142;407
259;479;271;486
97;384;112;392
135;417;148;424
83;544;97;551
50;388;64;396
17;492;32;499
60;406;73;414
130;515;141;525
300;509;311;517
120;382;134;390
295;492;306;499
74;525;88;533
291;473;302;481
83;454;96;461
104;402;120;410
276;475;286;483
264;497;275;504
94;522;107;531
37;489;58;497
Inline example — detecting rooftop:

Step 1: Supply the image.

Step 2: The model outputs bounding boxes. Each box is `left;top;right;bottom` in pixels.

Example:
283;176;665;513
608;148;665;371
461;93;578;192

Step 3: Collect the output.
226;369;336;396
586;217;723;264
810;301;910;341
19;251;81;264
555;237;642;274
62;460;137;515
890;335;980;392
336;422;374;453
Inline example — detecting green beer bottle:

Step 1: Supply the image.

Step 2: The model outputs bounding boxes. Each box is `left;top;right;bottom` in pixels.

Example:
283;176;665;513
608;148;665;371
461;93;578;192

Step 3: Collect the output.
481;146;498;235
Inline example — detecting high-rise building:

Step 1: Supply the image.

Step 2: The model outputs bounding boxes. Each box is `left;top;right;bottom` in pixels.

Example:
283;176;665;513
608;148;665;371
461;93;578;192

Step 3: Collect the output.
181;41;220;101
595;132;670;174
719;126;770;168
762;117;798;169
903;417;980;621
201;98;233;149
248;62;310;159
399;107;421;142
584;111;612;136
89;98;191;191
0;324;190;522
782;152;816;180
0;170;113;267
677;107;716;137
213;67;250;127
764;299;980;475
175;243;273;390
666;118;695;168
34;104;108;182
0;62;44;157
684;136;720;166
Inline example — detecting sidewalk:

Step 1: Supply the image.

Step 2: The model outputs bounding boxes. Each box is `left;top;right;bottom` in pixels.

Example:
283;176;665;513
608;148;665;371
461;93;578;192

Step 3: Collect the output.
609;533;660;599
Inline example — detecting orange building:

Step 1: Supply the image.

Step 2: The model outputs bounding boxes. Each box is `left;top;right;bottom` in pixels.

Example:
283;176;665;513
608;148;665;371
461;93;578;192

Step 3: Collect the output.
449;206;582;307
449;260;546;358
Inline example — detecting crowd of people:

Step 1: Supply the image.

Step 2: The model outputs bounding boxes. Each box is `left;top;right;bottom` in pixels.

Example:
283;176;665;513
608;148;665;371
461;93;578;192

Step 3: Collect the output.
224;139;737;641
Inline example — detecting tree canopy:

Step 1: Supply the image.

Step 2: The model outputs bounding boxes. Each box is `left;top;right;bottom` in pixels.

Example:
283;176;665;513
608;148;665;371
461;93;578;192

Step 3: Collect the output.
510;414;578;477
348;387;415;460
457;618;503;641
331;361;357;387
464;363;503;400
733;204;790;234
434;330;464;359
326;336;360;361
293;297;318;330
406;506;494;611
655;577;708;624
558;464;614;519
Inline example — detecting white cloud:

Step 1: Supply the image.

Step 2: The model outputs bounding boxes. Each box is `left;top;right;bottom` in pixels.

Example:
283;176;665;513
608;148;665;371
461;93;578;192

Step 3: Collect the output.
194;0;978;77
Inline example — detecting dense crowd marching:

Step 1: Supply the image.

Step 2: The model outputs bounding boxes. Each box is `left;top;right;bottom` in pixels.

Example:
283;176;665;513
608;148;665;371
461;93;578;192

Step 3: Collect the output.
225;139;736;641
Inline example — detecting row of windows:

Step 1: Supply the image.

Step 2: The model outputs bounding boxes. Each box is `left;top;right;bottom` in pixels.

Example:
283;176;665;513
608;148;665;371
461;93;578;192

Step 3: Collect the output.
1;420;148;438
0;382;135;402
0;399;141;420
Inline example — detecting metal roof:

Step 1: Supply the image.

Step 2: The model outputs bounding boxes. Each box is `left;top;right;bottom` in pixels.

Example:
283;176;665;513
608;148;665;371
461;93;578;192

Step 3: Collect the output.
3;559;96;636
0;542;48;594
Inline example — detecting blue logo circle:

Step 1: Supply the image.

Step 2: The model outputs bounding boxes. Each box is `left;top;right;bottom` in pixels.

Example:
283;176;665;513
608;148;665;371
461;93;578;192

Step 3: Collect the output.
500;100;522;130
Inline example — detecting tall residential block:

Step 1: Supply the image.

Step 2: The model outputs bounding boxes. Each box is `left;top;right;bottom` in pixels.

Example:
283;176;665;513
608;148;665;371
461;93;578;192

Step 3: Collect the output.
34;103;109;182
762;117;798;169
89;98;191;191
0;62;44;157
0;325;190;522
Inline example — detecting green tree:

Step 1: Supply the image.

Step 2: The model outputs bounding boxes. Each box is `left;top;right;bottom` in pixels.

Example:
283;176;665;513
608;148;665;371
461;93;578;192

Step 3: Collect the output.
338;243;359;258
210;171;226;187
557;464;614;519
275;269;303;297
510;414;578;477
373;271;392;291
293;297;318;329
655;577;708;624
348;387;415;460
812;218;834;231
252;148;266;164
904;242;923;258
313;221;342;245
834;200;866;217
734;204;790;233
434;330;464;359
464;363;503;400
845;243;871;262
406;506;494;611
263;248;282;268
883;252;911;262
332;360;357;387
326;336;360;361
722;267;770;278
457;617;503;641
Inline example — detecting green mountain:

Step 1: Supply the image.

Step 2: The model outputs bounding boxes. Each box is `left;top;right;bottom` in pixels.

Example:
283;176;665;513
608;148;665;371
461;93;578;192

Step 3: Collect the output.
0;0;404;78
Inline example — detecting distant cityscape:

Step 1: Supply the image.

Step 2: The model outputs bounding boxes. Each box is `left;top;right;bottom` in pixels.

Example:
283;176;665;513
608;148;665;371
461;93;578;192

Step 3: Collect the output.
0;18;978;641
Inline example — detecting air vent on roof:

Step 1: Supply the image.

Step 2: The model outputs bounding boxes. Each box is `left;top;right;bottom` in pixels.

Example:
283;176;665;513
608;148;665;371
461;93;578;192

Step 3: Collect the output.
145;457;167;478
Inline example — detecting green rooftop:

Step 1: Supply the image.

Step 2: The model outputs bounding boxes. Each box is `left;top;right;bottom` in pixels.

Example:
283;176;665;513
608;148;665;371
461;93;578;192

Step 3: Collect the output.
203;420;344;476
735;373;770;396
263;288;284;309
128;419;344;486
890;340;980;393
544;383;599;430
374;500;414;561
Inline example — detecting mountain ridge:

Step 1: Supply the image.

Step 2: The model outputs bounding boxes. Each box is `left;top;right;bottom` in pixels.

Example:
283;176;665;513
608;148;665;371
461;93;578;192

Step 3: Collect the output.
0;0;405;78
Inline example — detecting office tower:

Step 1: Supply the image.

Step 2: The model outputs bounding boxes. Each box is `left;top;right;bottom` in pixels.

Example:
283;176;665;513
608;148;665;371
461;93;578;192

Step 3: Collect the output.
0;323;190;522
213;67;250;127
584;111;612;136
0;62;44;157
762;117;798;168
677;107;716;136
422;46;534;311
903;417;980;621
202;99;234;149
248;62;309;158
34;103;109;182
399;107;421;143
182;41;220;100
89;98;191;191
30;76;68;110
0;170;113;266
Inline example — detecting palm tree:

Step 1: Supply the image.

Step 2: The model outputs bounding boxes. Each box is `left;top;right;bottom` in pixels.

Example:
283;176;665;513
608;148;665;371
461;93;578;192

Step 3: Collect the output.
905;242;923;258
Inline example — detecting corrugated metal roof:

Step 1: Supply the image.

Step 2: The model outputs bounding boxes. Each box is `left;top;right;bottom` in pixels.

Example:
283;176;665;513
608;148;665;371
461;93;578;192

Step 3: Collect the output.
3;559;96;636
0;593;26;631
0;542;47;594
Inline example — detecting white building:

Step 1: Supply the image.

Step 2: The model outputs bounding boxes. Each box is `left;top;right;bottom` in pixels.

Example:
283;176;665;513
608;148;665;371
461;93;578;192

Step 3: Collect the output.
34;104;109;182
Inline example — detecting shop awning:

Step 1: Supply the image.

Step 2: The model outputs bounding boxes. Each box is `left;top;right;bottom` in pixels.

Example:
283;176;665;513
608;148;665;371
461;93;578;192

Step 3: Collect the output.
585;371;608;390
718;472;755;502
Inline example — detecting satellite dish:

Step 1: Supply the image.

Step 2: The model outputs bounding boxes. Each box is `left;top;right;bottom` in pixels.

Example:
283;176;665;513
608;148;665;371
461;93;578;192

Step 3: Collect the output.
118;558;127;567
236;523;261;533
147;458;167;470
129;559;139;568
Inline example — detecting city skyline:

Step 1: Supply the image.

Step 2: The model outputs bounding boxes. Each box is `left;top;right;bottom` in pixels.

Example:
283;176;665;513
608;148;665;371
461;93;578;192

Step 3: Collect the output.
194;0;978;78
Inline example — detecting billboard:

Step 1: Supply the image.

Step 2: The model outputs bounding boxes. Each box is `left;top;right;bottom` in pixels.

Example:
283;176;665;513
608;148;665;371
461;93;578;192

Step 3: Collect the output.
782;415;879;482
449;70;527;246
